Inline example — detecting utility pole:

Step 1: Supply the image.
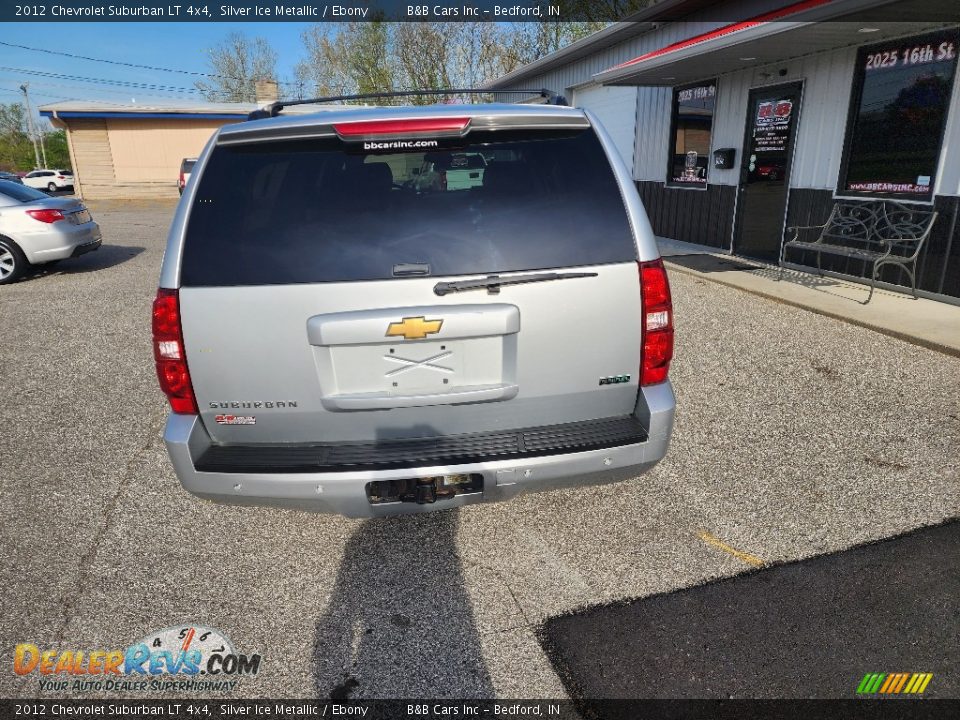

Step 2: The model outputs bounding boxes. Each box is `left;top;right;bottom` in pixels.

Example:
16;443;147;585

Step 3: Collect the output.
19;83;44;169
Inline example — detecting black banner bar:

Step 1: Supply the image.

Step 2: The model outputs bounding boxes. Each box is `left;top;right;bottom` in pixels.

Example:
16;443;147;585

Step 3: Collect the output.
3;0;960;23
3;699;960;720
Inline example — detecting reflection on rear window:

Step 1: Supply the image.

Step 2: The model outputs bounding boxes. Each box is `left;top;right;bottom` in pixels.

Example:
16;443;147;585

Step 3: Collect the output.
0;180;50;203
181;128;636;286
450;153;486;169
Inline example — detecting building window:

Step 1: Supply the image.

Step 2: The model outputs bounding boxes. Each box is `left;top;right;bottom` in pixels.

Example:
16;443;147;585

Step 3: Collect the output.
840;29;958;200
668;81;716;186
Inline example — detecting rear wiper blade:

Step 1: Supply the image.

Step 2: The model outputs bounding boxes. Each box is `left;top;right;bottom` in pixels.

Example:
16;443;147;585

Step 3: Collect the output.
433;271;598;296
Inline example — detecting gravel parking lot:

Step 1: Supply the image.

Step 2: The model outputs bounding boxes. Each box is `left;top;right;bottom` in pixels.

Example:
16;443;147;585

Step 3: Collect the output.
1;202;958;698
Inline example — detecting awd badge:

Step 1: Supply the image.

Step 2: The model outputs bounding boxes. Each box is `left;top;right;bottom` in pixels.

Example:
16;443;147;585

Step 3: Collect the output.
599;374;631;386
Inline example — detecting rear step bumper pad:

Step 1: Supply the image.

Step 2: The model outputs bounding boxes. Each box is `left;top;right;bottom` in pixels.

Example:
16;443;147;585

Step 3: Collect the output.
164;383;675;517
194;416;648;474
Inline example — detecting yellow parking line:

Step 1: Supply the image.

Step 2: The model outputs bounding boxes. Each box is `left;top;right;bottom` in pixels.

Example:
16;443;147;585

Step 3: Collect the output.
697;531;765;568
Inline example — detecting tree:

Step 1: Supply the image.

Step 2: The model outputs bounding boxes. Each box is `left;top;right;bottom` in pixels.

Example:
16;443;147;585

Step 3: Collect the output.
195;32;279;102
297;21;397;103
295;22;610;106
0;103;36;171
43;129;71;169
500;22;607;73
393;23;510;101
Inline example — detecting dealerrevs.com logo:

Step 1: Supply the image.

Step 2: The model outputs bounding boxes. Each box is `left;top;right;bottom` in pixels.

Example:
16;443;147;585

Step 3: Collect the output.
13;625;261;693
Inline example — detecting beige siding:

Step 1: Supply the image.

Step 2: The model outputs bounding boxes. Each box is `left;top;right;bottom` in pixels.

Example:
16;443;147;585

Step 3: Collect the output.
106;119;233;183
68;119;115;199
64;116;241;199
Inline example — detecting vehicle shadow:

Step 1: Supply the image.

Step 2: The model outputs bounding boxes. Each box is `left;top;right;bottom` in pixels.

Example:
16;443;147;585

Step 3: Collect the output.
31;245;145;277
312;509;493;699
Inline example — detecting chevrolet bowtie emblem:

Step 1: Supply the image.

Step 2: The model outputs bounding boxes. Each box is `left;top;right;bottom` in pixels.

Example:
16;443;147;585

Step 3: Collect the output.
385;316;444;341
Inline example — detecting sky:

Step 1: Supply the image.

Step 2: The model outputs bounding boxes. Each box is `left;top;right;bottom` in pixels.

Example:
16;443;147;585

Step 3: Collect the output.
0;22;314;123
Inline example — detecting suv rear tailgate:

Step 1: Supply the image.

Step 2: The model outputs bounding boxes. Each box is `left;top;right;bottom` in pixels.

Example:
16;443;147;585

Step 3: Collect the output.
177;120;643;446
180;263;640;444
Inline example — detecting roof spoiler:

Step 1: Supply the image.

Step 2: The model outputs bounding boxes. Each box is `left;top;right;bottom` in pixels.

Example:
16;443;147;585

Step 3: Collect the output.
247;88;567;120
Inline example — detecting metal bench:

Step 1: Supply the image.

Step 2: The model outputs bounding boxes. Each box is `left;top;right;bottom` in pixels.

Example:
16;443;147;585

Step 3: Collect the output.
779;200;937;303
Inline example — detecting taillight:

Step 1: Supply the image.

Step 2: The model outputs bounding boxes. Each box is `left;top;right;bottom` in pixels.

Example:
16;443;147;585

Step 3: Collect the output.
152;288;197;414
640;259;674;385
26;209;65;223
333;117;470;139
56;175;65;180
178;171;185;188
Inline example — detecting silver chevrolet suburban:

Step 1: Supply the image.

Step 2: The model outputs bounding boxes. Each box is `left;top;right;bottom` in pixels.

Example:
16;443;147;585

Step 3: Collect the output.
155;102;675;517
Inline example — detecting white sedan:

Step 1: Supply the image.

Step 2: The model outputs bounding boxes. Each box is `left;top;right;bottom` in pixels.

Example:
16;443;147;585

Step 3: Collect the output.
0;180;100;284
22;169;74;192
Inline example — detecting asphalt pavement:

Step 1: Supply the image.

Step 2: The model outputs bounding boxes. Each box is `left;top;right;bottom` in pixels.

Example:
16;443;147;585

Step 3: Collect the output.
0;202;957;699
541;520;960;699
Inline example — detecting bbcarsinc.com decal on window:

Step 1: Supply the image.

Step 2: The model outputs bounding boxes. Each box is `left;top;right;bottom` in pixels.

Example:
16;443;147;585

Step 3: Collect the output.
12;625;261;693
363;140;439;150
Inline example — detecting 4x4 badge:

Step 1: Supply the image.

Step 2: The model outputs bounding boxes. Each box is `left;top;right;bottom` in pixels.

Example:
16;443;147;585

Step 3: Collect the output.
386;316;443;341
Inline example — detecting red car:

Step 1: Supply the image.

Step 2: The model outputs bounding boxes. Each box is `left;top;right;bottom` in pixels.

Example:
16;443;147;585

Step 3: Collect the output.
755;161;786;181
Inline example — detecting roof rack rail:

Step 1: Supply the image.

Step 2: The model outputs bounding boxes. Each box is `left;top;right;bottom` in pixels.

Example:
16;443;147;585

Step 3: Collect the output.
247;88;567;120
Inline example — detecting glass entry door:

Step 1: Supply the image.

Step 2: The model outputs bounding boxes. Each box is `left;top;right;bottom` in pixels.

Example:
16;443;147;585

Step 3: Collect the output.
733;82;803;261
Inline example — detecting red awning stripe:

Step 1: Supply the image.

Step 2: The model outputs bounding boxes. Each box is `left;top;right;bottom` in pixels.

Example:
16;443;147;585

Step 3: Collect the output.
610;0;837;71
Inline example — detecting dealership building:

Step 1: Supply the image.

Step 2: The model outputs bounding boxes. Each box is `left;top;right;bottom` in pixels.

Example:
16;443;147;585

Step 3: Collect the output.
38;100;252;200
492;0;960;301
37;82;295;199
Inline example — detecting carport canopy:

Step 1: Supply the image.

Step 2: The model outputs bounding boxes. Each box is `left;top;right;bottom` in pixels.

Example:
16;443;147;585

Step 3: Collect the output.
594;0;956;86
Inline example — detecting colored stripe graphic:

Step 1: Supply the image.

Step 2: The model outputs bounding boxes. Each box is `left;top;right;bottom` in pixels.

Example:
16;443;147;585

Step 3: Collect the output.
905;673;933;694
857;672;932;694
880;673;908;693
857;673;886;693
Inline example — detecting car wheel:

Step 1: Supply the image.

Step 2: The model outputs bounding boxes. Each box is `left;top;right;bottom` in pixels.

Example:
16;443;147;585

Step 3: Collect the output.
0;237;30;284
47;182;57;192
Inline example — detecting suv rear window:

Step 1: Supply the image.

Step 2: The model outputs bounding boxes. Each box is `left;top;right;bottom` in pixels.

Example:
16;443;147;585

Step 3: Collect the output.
181;128;636;286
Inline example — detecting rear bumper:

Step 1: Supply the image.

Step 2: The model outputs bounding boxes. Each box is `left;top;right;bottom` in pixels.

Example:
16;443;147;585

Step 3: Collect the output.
163;382;675;517
70;237;102;257
19;221;102;264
